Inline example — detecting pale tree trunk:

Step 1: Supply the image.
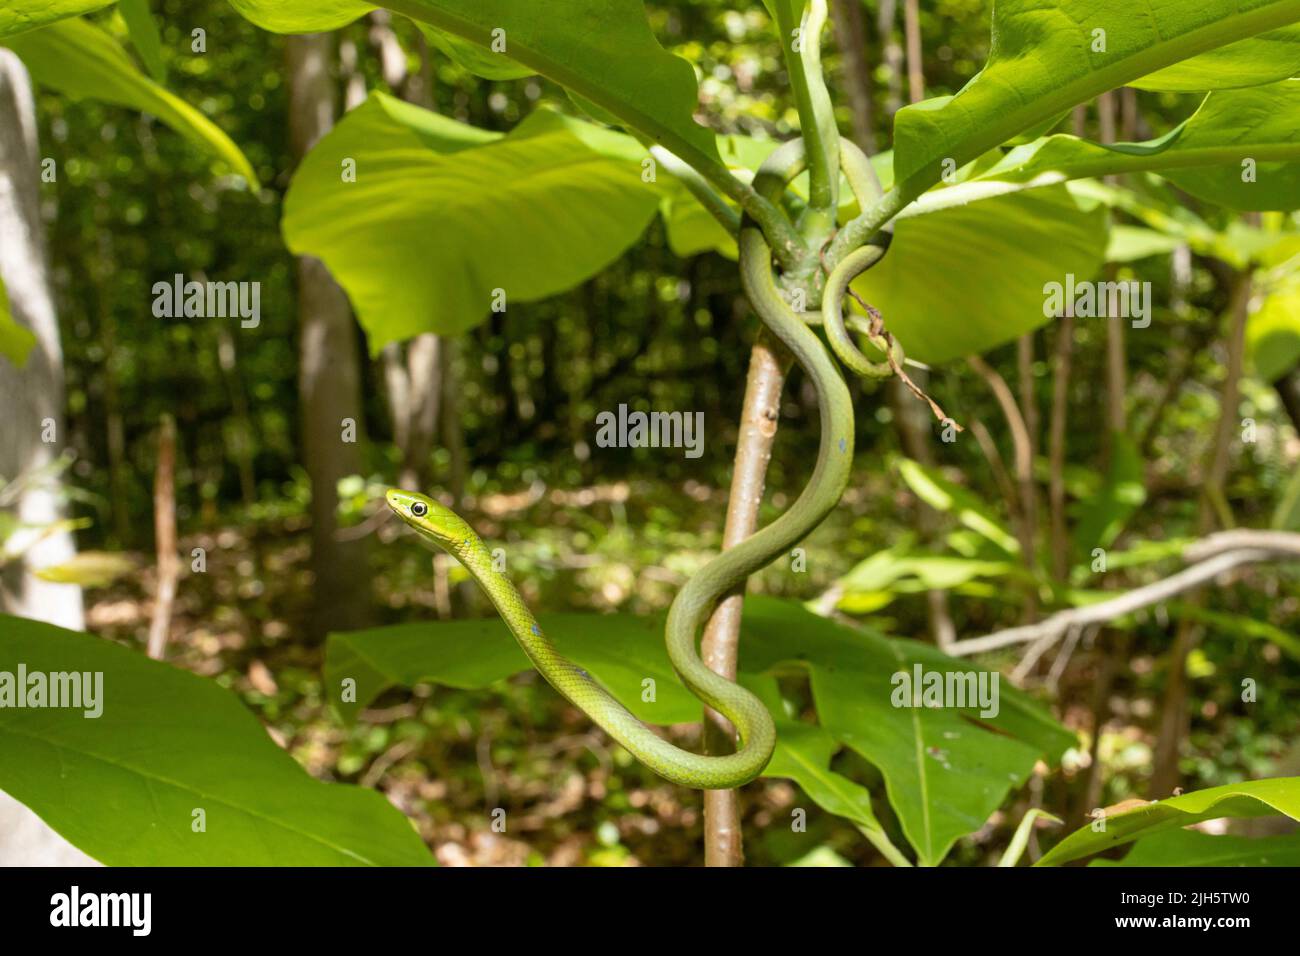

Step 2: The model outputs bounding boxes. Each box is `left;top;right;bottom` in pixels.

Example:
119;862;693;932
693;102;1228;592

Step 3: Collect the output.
701;332;791;867
0;51;82;629
0;49;98;866
288;34;370;639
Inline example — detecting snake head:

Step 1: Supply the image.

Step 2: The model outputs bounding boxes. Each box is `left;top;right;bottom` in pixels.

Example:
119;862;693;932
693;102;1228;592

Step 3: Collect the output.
385;489;470;546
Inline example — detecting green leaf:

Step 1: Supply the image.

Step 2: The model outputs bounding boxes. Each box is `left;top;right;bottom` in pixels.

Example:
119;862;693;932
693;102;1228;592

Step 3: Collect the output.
0;0;113;39
749;679;883;832
977;82;1300;212
117;0;165;82
417;24;532;80
853;187;1108;364
1092;827;1300;866
1071;433;1146;558
0;614;434;866
1273;465;1300;530
1037;777;1300;866
1106;226;1184;263
0;276;37;368
998;809;1063;867
739;601;1076;867
1165;603;1300;661
4;18;257;185
1136;27;1300;91
897;459;1021;555
327;596;1073;865
326;610;702;725
229;0;722;171
283;97;659;351
33;550;136;588
1248;272;1300;381
891;0;1300;203
224;0;368;33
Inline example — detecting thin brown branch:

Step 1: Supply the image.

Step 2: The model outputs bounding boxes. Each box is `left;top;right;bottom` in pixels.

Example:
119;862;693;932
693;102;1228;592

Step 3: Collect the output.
1048;316;1073;583
701;327;792;868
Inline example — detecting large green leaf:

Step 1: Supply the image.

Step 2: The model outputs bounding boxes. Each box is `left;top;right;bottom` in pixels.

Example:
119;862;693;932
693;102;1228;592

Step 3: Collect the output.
1037;777;1300;866
1136;26;1300;91
0;0;113;38
745;674;893;848
852;187;1108;364
891;0;1300;203
0;276;37;368
327;596;1072;866
283;96;659;350
976;82;1300;212
327;611;697;725
739;600;1074;866
897;459;1021;555
229;0;721;171
117;0;165;82
1248;272;1300;381
1071;433;1146;559
418;24;532;80
0;614;434;865
1093;827;1300;866
4;18;256;185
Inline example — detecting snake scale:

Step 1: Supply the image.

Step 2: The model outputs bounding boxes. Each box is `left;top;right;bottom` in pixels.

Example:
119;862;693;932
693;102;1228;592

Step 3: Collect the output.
387;138;901;788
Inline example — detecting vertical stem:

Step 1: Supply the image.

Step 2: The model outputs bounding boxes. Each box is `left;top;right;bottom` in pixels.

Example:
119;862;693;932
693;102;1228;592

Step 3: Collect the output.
968;354;1038;618
903;0;924;104
147;415;178;660
1016;335;1040;620
772;0;837;217
1048;316;1073;584
701;329;792;868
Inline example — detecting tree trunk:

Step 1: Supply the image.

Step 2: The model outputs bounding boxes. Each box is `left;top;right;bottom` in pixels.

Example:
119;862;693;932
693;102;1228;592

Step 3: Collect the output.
701;330;791;867
287;34;370;639
0;48;98;866
0;51;83;631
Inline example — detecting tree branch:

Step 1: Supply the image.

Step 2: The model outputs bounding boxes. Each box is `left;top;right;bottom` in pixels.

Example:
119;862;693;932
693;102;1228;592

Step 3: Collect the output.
700;328;792;868
947;531;1300;656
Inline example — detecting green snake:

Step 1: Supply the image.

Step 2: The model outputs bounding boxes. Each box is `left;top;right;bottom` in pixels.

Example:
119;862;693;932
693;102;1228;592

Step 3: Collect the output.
386;138;900;789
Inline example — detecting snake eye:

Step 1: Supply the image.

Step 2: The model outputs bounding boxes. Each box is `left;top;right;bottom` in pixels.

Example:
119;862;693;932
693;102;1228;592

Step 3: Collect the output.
410;501;428;517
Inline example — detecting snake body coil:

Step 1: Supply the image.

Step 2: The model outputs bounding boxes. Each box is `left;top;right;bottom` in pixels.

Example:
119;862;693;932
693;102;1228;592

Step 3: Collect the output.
387;139;896;789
